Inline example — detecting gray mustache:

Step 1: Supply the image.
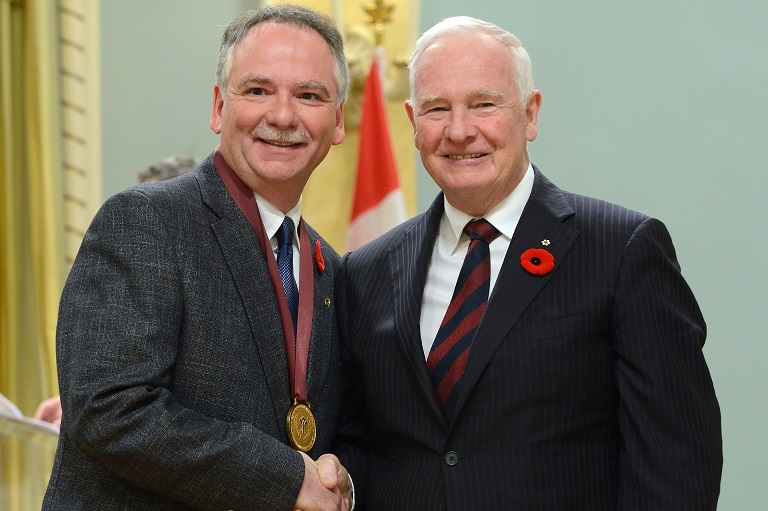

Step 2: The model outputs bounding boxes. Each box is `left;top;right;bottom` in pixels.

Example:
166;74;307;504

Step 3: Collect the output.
251;123;310;145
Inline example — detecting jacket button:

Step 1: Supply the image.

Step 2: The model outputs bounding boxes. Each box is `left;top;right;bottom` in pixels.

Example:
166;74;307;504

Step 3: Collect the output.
444;451;459;466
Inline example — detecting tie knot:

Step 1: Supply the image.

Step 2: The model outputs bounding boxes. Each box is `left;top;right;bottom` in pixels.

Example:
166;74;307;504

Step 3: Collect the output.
277;217;295;248
464;218;499;245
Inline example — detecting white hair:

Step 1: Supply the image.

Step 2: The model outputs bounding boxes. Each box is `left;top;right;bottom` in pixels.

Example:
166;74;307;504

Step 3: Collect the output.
408;16;534;107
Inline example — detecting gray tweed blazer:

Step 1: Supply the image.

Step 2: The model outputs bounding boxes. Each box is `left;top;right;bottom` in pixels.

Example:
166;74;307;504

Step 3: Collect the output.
43;153;341;510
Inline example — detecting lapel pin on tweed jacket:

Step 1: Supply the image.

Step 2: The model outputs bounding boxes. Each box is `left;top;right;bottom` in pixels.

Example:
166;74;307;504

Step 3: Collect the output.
315;240;325;273
316;242;331;308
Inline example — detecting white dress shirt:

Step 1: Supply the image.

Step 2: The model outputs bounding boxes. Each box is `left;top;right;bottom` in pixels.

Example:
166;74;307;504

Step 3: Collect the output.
419;165;534;358
255;194;301;289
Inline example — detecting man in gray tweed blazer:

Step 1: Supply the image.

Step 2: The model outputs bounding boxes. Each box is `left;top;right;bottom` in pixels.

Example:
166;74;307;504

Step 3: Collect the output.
44;6;351;510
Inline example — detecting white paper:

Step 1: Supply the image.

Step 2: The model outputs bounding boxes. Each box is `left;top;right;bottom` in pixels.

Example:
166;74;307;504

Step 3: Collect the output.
0;392;60;438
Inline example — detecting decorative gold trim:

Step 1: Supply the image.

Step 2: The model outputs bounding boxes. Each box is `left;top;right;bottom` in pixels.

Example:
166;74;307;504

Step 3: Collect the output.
59;0;101;267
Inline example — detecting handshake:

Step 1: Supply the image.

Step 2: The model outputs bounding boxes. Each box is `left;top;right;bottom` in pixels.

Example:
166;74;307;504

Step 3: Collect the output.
294;452;353;511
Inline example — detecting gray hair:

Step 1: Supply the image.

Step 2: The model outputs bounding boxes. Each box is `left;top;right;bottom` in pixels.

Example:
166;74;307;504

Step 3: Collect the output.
408;16;534;107
216;5;349;107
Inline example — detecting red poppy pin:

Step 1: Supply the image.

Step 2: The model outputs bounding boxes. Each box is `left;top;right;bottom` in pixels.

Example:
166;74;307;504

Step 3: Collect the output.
315;240;325;273
520;248;555;275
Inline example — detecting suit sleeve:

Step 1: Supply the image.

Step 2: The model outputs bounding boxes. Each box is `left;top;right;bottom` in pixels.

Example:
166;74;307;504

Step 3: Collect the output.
57;190;304;510
611;217;722;509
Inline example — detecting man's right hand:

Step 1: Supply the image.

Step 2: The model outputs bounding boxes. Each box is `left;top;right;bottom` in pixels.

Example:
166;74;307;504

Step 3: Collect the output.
294;452;349;511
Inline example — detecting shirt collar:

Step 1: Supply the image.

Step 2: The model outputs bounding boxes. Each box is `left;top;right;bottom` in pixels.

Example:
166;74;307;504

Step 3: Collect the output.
255;193;302;247
441;164;534;254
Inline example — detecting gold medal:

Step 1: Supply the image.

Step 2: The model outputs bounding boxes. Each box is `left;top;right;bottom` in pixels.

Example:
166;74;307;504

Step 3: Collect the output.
287;400;316;452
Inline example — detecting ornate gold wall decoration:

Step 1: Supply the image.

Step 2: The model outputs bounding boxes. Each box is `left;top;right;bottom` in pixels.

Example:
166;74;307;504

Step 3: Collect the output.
59;0;101;267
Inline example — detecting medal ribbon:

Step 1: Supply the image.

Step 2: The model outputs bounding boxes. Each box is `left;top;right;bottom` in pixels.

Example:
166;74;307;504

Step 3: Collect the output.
214;149;314;405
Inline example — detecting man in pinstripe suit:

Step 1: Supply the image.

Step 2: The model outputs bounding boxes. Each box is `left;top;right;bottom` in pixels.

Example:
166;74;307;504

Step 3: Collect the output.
335;16;721;510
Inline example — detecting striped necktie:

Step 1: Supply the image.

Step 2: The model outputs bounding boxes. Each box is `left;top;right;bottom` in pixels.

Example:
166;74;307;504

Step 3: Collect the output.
276;217;298;335
427;218;500;416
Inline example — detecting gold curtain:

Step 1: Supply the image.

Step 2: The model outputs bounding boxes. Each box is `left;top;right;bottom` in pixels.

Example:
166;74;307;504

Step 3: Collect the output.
1;0;65;508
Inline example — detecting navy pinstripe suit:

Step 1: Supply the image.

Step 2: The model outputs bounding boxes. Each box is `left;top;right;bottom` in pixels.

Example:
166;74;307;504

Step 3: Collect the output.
335;167;721;510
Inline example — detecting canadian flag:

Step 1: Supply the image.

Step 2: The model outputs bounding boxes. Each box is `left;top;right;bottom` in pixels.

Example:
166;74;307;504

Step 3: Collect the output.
344;56;408;252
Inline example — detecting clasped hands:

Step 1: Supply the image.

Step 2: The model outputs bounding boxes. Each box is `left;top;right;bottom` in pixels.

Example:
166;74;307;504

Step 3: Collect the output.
294;452;353;511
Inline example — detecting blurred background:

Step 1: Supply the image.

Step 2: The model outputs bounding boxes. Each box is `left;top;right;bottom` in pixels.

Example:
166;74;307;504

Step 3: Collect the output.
1;0;766;508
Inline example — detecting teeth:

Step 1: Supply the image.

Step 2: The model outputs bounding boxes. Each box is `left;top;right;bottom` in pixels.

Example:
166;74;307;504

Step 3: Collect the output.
264;140;297;147
447;153;483;160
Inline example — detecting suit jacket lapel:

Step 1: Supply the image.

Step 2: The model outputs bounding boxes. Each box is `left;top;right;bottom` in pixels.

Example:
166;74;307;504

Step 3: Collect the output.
451;169;580;424
390;195;447;424
304;225;334;399
196;157;290;432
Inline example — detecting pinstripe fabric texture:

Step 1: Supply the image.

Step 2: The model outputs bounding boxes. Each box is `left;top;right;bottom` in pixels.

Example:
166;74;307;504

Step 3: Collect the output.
335;167;721;510
44;154;342;510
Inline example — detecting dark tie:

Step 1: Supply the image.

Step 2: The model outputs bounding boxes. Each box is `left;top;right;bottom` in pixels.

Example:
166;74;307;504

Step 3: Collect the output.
276;217;299;335
427;218;500;415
